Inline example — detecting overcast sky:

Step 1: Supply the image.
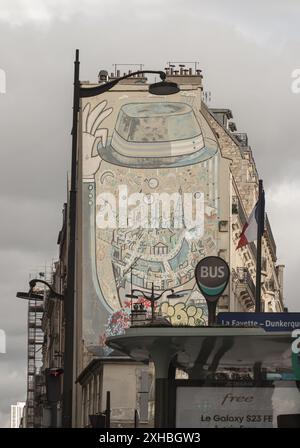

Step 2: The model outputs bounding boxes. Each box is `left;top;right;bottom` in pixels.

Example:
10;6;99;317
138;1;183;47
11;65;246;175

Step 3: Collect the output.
0;0;300;427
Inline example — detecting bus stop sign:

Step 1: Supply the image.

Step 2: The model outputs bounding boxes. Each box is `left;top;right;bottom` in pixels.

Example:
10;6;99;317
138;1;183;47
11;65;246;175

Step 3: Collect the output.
195;256;230;325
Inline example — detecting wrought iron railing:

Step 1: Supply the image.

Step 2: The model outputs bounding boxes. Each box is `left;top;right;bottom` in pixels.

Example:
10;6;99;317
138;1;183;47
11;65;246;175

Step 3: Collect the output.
233;132;248;147
265;214;277;261
236;267;256;299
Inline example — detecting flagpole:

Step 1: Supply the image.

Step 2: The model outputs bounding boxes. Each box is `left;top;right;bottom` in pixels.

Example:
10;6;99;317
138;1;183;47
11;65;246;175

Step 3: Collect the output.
255;179;265;313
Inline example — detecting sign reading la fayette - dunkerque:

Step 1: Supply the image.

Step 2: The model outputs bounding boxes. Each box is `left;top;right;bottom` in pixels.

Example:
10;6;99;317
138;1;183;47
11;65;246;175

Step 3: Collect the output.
217;312;300;332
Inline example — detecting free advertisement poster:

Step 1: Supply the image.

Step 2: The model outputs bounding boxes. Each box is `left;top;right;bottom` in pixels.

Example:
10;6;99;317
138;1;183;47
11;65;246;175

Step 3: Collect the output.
176;385;300;428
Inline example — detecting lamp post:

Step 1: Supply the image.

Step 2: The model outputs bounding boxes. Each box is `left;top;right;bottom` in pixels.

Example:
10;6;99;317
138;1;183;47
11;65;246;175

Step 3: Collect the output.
80;69;180;97
63;50;180;427
126;284;184;323
29;279;64;299
17;279;63;301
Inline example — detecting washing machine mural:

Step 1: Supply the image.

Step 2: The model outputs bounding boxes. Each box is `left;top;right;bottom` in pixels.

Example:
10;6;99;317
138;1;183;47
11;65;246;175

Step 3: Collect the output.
81;89;220;353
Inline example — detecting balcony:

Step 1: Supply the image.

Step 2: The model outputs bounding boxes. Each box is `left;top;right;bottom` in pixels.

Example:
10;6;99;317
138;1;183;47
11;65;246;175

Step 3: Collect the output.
264;277;276;295
233;132;248;147
233;267;256;310
265;214;277;261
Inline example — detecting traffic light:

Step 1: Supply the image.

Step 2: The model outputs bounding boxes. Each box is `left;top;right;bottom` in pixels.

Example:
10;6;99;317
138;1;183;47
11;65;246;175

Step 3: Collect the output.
45;368;63;402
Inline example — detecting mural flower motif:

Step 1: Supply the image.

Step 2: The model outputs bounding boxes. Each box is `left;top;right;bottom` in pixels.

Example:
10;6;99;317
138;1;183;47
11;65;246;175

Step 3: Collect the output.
160;302;205;326
104;298;154;339
105;307;131;338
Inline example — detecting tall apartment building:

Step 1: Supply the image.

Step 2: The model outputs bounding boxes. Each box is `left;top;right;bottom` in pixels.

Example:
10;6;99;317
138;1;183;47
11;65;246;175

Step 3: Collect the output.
22;63;284;427
10;402;25;428
206;106;284;313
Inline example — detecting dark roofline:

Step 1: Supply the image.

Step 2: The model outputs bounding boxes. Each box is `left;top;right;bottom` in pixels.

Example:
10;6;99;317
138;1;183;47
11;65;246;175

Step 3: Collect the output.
204;104;252;159
76;356;144;385
210;108;233;119
57;203;67;245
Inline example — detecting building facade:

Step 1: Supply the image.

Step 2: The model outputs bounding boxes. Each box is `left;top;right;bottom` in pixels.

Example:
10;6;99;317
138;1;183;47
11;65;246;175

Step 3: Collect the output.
205;106;284;313
10;402;25;428
22;63;285;427
77;357;154;428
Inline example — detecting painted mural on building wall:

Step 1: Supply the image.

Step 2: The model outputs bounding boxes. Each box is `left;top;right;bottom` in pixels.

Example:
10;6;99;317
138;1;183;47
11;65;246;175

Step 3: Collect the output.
80;87;220;353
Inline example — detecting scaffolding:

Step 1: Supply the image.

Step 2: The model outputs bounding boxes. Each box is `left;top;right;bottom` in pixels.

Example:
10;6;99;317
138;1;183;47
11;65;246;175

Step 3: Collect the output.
26;266;54;427
26;298;44;427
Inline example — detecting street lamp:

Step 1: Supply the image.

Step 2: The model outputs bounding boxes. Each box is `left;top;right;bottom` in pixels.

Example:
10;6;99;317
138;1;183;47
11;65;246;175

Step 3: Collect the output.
80;70;180;98
16;291;44;301
16;279;63;301
63;50;181;427
126;283;185;323
29;279;64;300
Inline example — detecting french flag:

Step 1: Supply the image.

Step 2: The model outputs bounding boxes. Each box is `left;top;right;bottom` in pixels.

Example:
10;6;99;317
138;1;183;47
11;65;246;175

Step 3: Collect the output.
236;198;264;250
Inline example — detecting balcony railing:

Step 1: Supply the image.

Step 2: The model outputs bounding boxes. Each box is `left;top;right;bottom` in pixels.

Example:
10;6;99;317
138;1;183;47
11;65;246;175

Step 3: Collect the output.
236;267;256;298
233;132;248;147
233;267;256;309
265;214;277;261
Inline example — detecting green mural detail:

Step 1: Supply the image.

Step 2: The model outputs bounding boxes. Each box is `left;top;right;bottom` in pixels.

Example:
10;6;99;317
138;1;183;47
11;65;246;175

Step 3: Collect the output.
292;352;300;380
198;281;228;297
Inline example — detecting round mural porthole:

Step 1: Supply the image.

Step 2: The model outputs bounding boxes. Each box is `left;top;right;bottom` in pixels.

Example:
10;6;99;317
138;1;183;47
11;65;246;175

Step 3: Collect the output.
148;178;159;189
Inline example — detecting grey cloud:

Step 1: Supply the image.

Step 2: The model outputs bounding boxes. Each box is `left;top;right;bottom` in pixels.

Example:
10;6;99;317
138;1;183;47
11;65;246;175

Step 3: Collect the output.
0;198;63;253
0;0;300;427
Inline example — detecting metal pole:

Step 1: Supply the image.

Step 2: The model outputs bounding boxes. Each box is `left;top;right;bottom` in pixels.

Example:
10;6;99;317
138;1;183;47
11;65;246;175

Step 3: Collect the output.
50;402;57;428
255;180;265;313
134;409;139;428
105;391;111;428
130;267;133;308
62;49;80;427
151;283;155;323
207;301;217;326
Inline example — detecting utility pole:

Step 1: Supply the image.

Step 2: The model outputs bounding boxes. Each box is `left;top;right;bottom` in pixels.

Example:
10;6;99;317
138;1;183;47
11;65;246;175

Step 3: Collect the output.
255;179;265;313
62;49;80;427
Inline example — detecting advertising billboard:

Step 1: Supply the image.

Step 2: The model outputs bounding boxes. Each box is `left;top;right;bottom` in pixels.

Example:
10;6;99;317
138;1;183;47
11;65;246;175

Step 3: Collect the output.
80;85;221;352
176;385;300;428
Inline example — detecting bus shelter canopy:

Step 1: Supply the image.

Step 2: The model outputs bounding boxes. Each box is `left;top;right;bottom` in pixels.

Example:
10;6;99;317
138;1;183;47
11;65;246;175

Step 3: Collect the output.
107;327;293;373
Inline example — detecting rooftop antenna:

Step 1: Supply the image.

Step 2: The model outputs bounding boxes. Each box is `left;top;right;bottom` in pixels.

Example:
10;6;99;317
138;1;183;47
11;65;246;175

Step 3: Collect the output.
113;63;144;77
167;61;200;72
203;91;212;104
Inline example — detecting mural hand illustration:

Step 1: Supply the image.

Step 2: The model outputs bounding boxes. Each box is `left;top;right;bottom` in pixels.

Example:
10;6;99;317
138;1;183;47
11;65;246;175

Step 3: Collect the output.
82;100;113;179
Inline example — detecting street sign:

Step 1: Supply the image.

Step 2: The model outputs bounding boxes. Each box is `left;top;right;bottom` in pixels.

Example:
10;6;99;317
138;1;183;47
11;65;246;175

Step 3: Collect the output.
217;312;300;332
195;256;230;325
